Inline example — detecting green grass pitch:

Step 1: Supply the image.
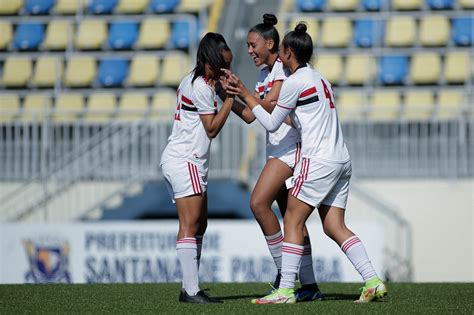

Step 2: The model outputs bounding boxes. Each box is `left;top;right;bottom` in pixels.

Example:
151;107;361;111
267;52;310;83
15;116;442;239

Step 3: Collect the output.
1;283;473;314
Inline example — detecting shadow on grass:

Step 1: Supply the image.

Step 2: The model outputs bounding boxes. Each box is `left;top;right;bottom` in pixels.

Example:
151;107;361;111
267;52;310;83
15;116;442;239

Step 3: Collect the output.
320;293;360;301
215;294;262;301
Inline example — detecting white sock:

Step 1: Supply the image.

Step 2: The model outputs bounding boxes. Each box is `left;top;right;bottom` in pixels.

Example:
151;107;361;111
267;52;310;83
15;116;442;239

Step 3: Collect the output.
279;242;304;289
196;235;203;269
265;231;284;270
176;237;200;295
299;237;317;285
341;235;378;282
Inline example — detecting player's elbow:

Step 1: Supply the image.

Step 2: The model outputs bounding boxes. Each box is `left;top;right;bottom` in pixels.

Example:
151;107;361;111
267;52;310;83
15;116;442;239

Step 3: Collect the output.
245;116;256;124
206;130;219;138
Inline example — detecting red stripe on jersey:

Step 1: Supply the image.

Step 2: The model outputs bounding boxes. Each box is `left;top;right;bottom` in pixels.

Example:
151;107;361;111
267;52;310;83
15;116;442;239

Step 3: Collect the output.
277;103;293;110
299;87;317;98
181;95;194;106
268;80;274;88
258;86;265;92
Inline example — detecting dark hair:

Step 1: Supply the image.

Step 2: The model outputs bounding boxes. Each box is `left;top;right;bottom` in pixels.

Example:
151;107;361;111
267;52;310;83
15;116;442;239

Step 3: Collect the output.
192;32;231;83
282;23;313;65
248;13;280;53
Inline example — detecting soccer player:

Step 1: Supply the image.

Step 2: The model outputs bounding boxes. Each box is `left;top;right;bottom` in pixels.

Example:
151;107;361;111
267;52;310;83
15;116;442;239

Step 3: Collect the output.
223;23;387;304
220;14;321;301
160;32;235;304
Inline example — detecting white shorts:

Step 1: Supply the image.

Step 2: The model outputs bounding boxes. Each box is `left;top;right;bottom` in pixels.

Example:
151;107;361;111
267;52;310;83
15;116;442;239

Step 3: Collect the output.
161;160;208;202
286;158;352;209
268;142;302;169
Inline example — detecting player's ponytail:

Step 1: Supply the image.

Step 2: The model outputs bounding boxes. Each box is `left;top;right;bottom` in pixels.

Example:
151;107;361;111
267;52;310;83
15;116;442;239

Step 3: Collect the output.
282;22;313;65
193;32;231;83
249;13;280;53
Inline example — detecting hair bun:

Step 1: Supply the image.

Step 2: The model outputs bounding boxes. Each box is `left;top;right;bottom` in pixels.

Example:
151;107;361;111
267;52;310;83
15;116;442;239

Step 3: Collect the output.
263;13;278;26
294;22;307;34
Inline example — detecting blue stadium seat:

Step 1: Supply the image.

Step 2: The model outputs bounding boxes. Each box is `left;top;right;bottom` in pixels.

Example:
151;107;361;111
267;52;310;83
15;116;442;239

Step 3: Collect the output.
362;0;386;10
98;58;129;87
108;20;138;50
171;20;197;49
354;19;384;47
426;0;454;9
452;17;473;46
149;0;180;13
297;0;326;11
379;55;409;85
13;22;44;50
25;0;55;14
88;0;118;14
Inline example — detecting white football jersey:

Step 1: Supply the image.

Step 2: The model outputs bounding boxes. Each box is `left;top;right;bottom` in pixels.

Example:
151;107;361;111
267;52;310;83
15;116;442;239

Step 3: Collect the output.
255;58;301;157
160;72;217;169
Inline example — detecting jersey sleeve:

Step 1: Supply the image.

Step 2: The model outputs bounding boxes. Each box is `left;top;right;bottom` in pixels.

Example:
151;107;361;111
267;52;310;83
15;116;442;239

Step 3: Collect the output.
252;104;291;132
276;78;299;111
273;60;288;82
192;81;216;115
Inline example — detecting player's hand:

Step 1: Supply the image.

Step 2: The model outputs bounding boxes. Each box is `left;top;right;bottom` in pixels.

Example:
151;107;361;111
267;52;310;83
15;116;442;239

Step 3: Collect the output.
219;75;240;97
221;69;250;99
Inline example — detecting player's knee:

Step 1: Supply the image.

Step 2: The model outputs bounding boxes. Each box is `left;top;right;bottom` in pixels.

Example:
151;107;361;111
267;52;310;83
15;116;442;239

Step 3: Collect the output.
250;196;270;218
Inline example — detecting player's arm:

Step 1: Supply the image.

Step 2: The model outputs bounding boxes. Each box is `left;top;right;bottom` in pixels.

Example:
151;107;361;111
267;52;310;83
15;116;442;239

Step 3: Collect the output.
199;95;235;138
216;81;255;124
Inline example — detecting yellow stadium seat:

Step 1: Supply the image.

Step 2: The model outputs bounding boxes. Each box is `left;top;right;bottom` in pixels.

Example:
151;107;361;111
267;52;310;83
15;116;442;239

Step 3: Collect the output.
151;90;177;120
0;0;23;14
128;55;160;86
0;94;20;122
437;90;465;119
336;90;367;121
312;54;343;85
391;0;422;10
419;16;450;47
289;18;319;43
54;93;85;122
369;90;401;121
177;0;213;12
136;18;170;49
385;16;416;47
459;0;474;8
32;56;63;87
160;54;192;86
53;0;87;14
321;17;352;47
2;57;32;87
43;20;73;50
86;93;117;122
22;94;52;121
118;92;149;120
75;19;107;50
345;54;376;85
115;0;148;13
410;52;441;85
0;22;12;50
445;51;470;84
403;90;434;121
328;0;358;11
64;56;97;87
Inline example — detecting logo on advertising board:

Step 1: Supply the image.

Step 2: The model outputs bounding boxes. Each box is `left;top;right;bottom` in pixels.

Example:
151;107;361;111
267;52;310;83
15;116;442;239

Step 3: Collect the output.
23;237;72;283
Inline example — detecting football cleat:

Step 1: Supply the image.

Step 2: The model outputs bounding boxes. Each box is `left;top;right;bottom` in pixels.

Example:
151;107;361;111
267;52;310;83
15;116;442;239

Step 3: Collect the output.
354;277;388;303
251;288;296;304
179;289;223;304
295;285;323;302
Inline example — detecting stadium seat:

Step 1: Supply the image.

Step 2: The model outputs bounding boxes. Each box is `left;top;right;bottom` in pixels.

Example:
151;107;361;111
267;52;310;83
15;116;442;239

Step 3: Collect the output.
459;0;474;8
385;16;416;47
410;52;441;85
53;0;87;14
13;22;45;50
85;92;117;122
25;0;55;14
0;22;12;50
136;18;170;49
327;0;358;11
177;0;213;12
128;55;160;86
379;55;409;85
160;54;192;86
296;0;326;11
32;56;63;87
171;20;197;49
391;0;422;10
88;0;118;14
419;15;450;47
353;19;384;47
75;19;107;50
64;56;97;87
312;54;343;85
335;90;366;121
437;90;464;119
403;90;434;121
118;92;149;120
98;58;129;87
289;18;319;43
22;94;52;121
361;0;386;11
369;90;401;121
43;20;73;50
0;94;20;122
444;51;470;84
115;0;148;13
452;17;473;46
2;57;32;87
149;0;179;13
108;20;138;49
0;0;23;15
54;93;85;122
151;90;177;119
346;54;376;85
321;17;352;47
426;0;454;10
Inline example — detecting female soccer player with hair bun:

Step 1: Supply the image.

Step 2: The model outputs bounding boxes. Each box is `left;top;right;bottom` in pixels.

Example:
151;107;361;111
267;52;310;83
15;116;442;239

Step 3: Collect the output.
160;32;235;304
223;22;387;304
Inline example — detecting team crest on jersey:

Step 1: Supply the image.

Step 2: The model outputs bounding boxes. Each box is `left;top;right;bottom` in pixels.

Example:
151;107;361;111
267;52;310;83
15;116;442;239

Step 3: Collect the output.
23;237;72;283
